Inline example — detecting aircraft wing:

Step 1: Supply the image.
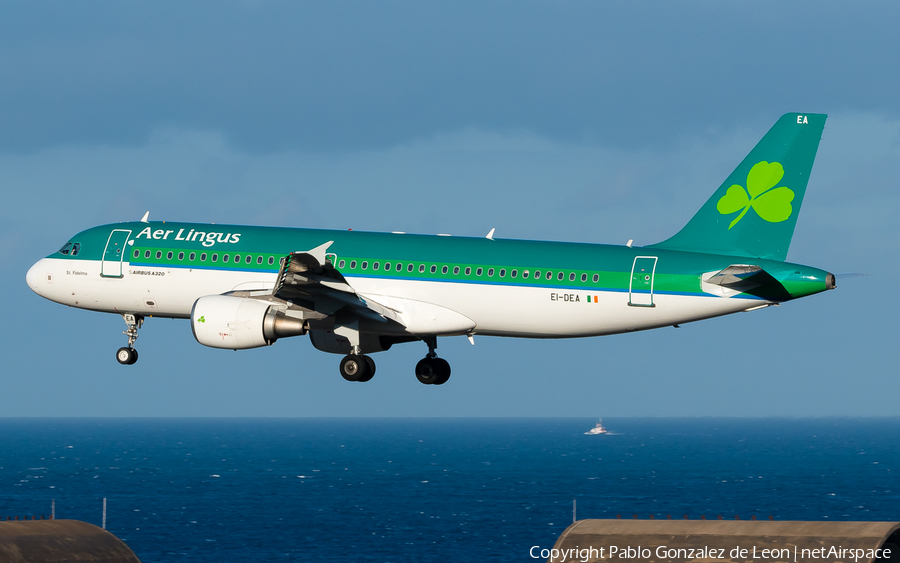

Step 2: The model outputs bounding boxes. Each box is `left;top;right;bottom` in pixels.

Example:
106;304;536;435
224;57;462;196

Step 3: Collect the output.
272;242;406;326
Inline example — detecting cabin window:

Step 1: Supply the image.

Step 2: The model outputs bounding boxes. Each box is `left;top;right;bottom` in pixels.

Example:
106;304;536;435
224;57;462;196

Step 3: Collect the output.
569;273;576;281
384;262;391;271
350;260;357;269
257;256;263;265
361;261;368;270
268;256;275;265
407;264;414;272
534;270;540;279
442;266;448;274
156;251;162;259
178;252;184;260
430;265;437;274
338;259;346;268
234;254;241;263
167;251;173;260
133;249;140;258
190;252;196;261
201;253;207;261
58;242;72;255
222;254;229;263
488;268;494;277
581;273;587;282
499;269;506;277
476;267;483;276
419;264;425;273
511;269;518;278
523;270;529;279
557;272;564;281
465;267;471;275
452;266;459;275
546;271;553;280
145;250;151;259
592;274;599;283
373;262;380;270
246;255;252;264
397;263;403;272
212;253;218;262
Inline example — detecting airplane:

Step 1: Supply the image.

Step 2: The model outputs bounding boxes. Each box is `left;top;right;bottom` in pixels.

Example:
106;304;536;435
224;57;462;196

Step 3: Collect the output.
25;113;834;385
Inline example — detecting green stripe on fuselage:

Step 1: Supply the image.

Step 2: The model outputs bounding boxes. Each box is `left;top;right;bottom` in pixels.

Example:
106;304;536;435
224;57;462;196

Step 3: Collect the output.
49;221;831;301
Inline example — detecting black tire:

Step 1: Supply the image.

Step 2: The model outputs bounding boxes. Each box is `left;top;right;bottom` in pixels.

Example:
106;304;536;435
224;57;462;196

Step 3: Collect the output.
340;355;367;382
357;356;376;382
128;348;139;365
415;358;438;385
116;347;136;365
433;358;451;385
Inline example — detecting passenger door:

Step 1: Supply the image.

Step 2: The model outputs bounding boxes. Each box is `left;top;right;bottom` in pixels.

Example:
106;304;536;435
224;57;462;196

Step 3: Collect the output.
101;229;132;278
629;256;658;307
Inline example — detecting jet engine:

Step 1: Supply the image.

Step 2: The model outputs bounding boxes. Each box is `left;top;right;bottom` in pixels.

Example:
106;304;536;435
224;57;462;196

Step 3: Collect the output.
191;295;307;350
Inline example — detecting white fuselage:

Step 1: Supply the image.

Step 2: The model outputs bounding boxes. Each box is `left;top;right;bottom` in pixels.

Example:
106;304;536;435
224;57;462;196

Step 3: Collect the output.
26;257;760;339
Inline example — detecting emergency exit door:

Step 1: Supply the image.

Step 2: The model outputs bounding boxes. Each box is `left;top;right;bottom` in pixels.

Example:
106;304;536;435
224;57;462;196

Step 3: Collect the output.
101;229;132;278
629;256;658;307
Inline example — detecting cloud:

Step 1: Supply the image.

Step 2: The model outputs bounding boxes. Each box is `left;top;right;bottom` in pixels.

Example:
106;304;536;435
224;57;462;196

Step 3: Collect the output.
3;2;900;153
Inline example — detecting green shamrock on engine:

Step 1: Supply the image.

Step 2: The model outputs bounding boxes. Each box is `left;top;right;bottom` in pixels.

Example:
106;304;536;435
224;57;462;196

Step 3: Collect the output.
716;161;795;229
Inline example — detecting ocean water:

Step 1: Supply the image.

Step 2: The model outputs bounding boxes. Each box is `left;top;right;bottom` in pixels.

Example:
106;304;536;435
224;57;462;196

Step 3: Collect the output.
0;418;898;562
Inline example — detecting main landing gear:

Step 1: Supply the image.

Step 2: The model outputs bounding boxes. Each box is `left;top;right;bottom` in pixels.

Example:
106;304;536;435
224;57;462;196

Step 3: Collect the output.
415;336;450;385
339;352;376;382
116;313;143;365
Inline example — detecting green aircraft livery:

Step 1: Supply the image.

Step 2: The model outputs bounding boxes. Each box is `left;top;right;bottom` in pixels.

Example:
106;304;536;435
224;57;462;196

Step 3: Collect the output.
26;113;834;385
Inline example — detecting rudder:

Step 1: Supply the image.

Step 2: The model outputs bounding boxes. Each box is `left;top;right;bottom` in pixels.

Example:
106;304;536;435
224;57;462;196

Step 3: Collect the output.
650;113;826;261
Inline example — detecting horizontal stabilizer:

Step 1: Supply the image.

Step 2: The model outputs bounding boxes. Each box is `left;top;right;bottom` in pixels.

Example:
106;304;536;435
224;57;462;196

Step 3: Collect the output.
702;264;791;301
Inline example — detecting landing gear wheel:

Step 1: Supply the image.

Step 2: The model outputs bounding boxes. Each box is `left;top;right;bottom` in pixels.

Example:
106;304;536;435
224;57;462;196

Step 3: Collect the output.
415;358;440;385
356;356;376;382
433;358;451;385
116;347;138;365
340;355;369;382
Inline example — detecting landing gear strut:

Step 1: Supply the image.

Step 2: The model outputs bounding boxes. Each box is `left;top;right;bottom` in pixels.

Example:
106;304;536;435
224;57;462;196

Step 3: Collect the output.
116;313;143;365
415;336;450;385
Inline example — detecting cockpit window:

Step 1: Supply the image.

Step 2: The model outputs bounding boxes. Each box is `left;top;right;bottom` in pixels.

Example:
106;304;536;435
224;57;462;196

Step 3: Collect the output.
58;242;82;256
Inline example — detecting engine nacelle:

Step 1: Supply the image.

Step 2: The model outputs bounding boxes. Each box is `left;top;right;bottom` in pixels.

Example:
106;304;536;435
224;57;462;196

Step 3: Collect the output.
191;295;307;350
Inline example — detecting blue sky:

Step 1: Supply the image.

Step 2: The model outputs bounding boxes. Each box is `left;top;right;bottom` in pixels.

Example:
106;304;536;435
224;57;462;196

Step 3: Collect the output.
2;1;898;417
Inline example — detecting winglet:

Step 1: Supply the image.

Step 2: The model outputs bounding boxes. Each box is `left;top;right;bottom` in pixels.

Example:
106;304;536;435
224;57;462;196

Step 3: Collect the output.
305;241;334;267
140;211;150;223
486;228;495;240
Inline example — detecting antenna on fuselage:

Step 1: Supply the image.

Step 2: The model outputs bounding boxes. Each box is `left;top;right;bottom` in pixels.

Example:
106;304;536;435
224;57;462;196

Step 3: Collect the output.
486;228;495;240
140;211;150;223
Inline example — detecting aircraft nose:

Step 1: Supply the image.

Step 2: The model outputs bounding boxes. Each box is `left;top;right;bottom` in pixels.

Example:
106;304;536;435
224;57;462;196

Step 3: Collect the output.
26;259;47;296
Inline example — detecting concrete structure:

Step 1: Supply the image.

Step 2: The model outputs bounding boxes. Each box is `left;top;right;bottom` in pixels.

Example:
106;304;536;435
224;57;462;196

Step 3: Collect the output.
0;520;141;563
549;519;900;562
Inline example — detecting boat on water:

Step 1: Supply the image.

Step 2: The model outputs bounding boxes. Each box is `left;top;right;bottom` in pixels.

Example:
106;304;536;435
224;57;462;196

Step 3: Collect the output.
584;419;608;435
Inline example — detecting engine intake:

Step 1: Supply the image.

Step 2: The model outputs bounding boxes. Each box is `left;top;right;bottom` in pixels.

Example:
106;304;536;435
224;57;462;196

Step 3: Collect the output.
191;295;307;350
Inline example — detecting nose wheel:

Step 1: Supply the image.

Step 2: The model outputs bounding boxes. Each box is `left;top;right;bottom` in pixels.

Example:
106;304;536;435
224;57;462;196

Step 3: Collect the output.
415;336;451;385
116;313;143;365
116;347;138;365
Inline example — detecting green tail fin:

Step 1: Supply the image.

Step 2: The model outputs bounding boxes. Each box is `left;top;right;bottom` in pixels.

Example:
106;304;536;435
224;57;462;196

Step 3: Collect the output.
650;113;826;261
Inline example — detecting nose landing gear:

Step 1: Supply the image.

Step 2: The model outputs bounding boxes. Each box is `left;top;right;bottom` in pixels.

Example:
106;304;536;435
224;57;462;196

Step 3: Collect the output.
116;313;143;365
415;336;450;385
